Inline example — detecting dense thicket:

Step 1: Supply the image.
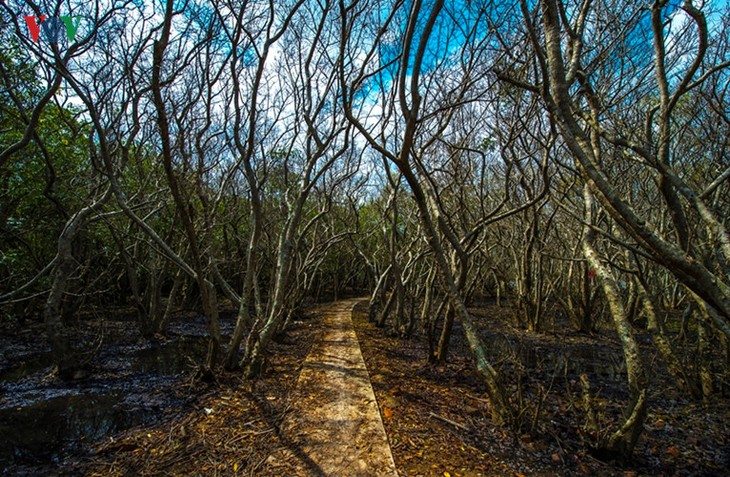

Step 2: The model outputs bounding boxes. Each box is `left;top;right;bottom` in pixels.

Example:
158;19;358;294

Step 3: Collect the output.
1;0;728;458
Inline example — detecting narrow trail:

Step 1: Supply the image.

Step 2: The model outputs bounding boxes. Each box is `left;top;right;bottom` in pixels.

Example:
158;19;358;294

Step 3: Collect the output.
268;298;398;476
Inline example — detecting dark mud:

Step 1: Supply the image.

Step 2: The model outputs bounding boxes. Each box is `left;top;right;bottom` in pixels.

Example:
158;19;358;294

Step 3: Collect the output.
0;311;235;474
58;311;320;476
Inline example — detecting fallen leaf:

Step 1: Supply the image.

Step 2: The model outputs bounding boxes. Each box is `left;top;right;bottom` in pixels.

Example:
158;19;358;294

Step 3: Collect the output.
666;446;681;457
383;407;393;419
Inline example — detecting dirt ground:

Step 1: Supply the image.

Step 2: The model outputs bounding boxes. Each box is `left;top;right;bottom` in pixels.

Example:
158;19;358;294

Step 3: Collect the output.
0;305;315;476
352;301;730;477
53;314;318;477
353;302;560;477
4;299;729;476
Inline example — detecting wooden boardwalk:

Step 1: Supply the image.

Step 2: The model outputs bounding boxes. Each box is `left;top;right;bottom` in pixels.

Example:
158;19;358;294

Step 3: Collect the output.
268;299;398;476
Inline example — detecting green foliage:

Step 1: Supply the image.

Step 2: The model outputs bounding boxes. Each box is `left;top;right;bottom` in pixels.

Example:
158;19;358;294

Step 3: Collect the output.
0;46;95;302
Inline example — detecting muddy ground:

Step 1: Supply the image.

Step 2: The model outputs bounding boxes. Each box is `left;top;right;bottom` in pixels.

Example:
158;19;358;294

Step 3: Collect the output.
1;300;729;476
0;310;238;475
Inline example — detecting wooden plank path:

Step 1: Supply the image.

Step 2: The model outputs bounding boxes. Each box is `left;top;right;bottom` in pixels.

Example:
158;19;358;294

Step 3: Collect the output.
267;299;398;476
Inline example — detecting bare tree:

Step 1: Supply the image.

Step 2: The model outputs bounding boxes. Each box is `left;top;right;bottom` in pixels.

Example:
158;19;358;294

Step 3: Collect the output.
339;0;526;426
508;0;730;329
239;0;354;376
495;0;730;455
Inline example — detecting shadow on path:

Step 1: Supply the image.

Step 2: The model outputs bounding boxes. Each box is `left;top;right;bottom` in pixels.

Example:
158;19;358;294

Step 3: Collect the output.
266;299;398;476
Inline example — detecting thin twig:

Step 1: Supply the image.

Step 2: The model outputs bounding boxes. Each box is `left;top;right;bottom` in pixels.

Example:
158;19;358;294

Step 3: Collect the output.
428;412;471;432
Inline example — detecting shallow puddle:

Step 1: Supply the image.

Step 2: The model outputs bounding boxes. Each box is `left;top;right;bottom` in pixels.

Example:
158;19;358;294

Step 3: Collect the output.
0;352;53;382
0;392;157;464
132;336;208;375
489;336;627;379
0;335;210;466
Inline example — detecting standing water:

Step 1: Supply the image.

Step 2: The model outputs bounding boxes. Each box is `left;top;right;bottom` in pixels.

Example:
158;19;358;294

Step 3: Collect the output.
0;334;210;467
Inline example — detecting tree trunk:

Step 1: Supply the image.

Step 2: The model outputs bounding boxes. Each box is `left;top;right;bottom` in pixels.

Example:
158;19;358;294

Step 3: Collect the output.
152;1;220;370
398;160;515;427
636;278;700;399
224;205;262;369
44;188;110;379
376;286;396;328
435;304;454;363
695;300;715;398
427;299;446;364
369;265;391;323
582;186;647;459
241;196;306;377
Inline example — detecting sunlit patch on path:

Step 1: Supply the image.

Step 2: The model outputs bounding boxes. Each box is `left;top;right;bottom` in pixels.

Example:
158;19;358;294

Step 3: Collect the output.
268;298;398;476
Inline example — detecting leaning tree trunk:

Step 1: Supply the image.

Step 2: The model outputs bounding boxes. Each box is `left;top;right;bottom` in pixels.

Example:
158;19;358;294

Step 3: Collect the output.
635;276;700;399
398;160;515;427
582;186;647;459
152;2;220;369
241;196;306;377
376;287;397;328
369;265;391;323
224;204;262;369
44;188;111;379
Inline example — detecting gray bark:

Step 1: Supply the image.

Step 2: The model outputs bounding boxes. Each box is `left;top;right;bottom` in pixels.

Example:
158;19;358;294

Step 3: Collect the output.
44;188;111;378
